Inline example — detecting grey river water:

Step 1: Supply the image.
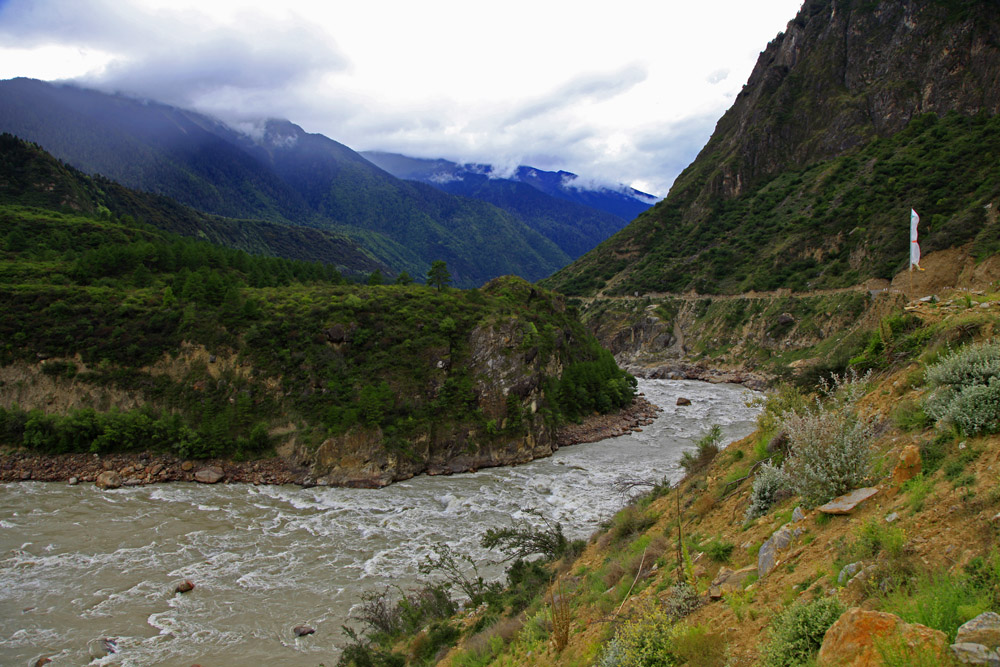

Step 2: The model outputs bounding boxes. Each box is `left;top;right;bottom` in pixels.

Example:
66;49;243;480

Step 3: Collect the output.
0;379;761;666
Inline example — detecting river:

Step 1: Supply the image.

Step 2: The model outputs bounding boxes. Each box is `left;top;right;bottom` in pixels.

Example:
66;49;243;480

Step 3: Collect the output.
0;379;761;666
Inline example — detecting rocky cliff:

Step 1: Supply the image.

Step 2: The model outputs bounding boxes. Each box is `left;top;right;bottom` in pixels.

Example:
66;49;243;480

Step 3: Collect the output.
544;0;1000;298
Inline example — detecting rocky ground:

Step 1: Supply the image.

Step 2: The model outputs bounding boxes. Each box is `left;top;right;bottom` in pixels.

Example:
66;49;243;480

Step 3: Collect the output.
0;395;663;487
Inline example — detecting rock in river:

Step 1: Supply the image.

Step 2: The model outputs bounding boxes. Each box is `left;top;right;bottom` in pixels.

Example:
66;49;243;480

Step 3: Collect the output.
194;466;224;484
94;471;122;489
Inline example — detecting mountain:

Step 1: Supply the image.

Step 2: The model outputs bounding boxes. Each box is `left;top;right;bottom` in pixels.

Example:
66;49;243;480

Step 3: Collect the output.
361;151;657;222
543;0;1000;297
359;152;643;260
0;133;383;274
0;78;570;286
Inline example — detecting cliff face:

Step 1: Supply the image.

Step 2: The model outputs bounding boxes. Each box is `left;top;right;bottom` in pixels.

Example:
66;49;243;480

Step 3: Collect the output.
307;316;564;487
706;0;1000;199
543;0;1000;298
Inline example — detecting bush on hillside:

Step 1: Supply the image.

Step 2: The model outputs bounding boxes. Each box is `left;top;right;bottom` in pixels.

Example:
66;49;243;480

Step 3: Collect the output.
680;425;722;475
779;372;875;507
745;462;788;521
759;597;845;667
924;339;1000;435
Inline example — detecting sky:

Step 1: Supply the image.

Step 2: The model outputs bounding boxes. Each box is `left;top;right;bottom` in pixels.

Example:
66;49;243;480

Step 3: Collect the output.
0;0;804;197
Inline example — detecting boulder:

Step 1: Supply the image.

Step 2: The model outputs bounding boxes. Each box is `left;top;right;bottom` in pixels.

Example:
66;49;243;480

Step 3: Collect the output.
293;625;316;637
951;642;1000;665
676;397;692;406
816;487;880;515
837;561;864;585
708;565;758;598
891;445;922;485
180;461;195;472
68;477;79;486
817;607;949;666
956;612;1000;649
174;580;195;594
758;524;802;577
94;471;122;490
194;467;224;484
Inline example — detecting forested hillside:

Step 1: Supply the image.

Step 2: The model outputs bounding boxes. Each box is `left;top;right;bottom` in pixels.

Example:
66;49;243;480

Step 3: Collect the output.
0;178;636;484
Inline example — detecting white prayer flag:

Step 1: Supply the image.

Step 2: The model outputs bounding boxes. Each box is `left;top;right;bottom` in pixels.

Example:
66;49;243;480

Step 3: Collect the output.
910;208;922;270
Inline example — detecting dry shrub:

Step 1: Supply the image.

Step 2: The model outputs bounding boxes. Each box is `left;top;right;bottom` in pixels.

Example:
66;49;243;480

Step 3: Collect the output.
692;493;715;518
550;585;571;652
603;560;627;588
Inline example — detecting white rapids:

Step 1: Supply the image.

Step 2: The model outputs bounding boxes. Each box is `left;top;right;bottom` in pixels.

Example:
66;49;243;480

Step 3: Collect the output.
0;379;761;666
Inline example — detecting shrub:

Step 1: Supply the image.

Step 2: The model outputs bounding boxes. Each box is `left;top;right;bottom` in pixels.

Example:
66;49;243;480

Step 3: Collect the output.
759;597;845;667
680;425;722;474
598;609;675;667
924;340;1000;435
745;462;788;521
779;373;875;507
480;509;568;562
610;505;656;543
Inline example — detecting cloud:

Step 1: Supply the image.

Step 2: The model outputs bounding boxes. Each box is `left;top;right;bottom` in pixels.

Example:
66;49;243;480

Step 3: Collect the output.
706;68;730;84
0;0;348;113
503;64;648;127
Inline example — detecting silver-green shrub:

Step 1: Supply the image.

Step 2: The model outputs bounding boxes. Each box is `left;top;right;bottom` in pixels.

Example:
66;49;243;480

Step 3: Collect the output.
759;597;845;667
779;372;875;508
924;339;1000;435
745;462;788;521
925;339;1000;388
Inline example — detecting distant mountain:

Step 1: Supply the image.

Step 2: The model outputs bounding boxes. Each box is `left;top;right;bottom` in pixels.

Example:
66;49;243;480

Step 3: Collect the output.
0;132;384;275
0;78;570;286
360;152;641;259
361;151;657;222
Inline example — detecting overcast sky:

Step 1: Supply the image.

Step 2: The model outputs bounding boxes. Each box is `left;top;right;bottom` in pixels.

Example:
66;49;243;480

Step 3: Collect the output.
0;0;803;197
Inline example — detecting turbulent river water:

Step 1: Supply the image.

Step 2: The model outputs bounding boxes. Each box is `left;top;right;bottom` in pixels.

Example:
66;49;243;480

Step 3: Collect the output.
0;379;761;666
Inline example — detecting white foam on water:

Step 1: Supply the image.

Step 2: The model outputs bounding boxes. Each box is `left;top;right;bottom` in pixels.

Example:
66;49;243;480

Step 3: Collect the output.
0;379;760;666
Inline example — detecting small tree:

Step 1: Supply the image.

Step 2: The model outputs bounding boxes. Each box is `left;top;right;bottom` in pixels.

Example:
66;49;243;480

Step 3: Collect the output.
394;271;413;285
427;260;451;291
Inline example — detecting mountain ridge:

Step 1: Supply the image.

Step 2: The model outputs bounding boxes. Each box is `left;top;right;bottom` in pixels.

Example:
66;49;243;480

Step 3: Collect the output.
0;78;574;286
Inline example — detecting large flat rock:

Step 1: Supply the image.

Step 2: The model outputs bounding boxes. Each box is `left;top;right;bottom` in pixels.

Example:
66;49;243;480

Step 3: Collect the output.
817;487;879;515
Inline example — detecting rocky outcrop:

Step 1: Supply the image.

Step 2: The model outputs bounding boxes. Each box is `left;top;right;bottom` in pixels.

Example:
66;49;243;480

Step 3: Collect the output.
817;607;949;666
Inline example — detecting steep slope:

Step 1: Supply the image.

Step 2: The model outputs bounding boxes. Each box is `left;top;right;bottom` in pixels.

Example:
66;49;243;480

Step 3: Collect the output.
544;0;1000;297
0;79;568;286
0;133;383;274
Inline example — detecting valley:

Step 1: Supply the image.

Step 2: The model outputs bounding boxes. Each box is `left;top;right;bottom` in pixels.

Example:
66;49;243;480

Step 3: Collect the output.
1;0;1000;665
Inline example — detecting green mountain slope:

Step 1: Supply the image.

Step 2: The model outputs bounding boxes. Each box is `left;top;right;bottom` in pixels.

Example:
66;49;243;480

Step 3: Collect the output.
0;79;569;286
543;0;1000;296
0;133;383;275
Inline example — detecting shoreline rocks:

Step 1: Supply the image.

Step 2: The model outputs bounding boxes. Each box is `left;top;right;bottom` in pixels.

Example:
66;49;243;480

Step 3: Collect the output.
629;363;769;391
0;395;663;489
